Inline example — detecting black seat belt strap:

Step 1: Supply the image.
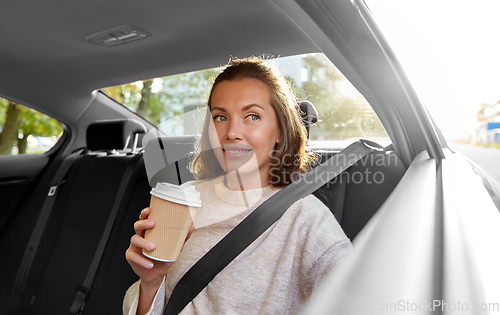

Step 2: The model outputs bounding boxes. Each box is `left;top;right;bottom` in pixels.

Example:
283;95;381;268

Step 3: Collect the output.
9;148;84;311
69;153;143;315
164;140;378;315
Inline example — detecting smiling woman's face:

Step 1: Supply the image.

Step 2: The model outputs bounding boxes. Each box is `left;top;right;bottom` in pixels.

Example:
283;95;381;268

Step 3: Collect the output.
209;78;280;187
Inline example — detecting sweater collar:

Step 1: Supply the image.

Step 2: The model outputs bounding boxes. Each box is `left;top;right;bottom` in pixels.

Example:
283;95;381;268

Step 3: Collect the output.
214;176;281;207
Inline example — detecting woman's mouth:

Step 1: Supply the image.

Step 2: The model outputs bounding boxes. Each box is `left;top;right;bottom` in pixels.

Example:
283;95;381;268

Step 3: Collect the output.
222;146;253;159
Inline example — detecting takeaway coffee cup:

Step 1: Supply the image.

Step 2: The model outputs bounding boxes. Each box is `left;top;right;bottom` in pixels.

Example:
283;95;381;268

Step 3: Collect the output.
143;182;201;262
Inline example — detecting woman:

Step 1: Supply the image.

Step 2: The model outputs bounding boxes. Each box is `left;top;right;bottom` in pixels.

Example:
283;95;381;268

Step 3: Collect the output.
124;57;352;315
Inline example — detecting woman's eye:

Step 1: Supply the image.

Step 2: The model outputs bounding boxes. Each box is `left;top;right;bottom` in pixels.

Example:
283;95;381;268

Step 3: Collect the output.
213;115;227;122
247;114;259;121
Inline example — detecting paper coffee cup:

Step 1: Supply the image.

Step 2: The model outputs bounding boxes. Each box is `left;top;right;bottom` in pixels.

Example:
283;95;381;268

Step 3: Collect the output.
143;182;201;262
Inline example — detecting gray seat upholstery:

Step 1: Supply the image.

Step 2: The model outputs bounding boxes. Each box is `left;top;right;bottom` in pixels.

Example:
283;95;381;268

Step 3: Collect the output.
0;119;148;314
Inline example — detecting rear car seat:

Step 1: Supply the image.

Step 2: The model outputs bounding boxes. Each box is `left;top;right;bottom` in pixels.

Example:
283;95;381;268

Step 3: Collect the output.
146;134;406;241
313;147;406;240
297;101;406;239
144;134;199;186
142;101;406;242
0;119;150;315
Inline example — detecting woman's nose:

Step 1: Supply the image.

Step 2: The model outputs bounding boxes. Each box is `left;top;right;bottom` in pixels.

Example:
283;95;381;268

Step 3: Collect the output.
226;120;243;140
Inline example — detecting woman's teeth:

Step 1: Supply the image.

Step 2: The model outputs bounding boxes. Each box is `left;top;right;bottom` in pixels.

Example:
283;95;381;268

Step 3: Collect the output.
225;149;250;153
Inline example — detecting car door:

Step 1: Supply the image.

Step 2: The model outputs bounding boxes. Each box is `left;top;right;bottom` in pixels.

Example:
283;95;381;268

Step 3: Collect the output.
0;154;50;217
0;101;66;234
301;149;500;314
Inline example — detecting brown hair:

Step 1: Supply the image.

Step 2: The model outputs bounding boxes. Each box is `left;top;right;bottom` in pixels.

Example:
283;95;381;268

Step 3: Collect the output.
190;57;317;187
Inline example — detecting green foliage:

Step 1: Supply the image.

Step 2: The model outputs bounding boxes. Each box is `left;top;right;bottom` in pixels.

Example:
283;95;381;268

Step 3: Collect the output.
18;106;62;137
0;97;8;127
101;55;387;140
102;83;141;111
0;98;62;155
296;54;387;139
102;68;220;127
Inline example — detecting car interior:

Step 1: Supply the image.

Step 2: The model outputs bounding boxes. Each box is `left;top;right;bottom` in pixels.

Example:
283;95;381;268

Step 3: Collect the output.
0;103;406;314
0;1;415;314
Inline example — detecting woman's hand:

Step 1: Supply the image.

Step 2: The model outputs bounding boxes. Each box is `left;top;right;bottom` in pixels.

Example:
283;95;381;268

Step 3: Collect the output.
125;207;194;314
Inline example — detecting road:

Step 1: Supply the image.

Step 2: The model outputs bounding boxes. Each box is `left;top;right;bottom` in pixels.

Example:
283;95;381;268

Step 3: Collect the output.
448;142;500;184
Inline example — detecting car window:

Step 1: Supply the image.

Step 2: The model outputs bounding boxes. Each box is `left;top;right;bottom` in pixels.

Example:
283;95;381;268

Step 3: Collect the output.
102;53;390;147
0;97;63;155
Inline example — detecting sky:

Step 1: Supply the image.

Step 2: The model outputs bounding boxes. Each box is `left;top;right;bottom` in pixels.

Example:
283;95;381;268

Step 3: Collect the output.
365;0;500;136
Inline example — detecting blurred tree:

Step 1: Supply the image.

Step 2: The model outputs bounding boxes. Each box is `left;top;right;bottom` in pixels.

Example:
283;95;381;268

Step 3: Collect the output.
295;54;386;139
158;69;219;115
102;68;219;128
17;106;63;153
103;85;125;104
0;98;62;155
0;100;21;155
137;80;153;117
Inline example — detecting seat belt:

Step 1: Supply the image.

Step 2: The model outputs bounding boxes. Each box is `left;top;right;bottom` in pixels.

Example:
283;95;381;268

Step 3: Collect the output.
9;148;85;311
69;152;143;315
164;140;380;315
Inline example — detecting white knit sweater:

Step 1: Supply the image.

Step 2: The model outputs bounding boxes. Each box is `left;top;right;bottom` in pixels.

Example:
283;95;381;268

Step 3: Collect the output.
123;176;352;314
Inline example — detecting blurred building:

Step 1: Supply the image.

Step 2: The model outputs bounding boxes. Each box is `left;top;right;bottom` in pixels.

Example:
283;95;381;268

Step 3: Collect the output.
475;102;500;144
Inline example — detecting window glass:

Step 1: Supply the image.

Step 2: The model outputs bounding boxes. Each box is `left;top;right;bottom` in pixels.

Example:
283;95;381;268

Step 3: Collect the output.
277;54;389;147
102;68;220;135
102;53;389;146
0;97;63;155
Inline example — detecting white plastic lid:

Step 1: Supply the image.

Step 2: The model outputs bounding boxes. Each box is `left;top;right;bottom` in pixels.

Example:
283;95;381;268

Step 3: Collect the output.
150;182;202;207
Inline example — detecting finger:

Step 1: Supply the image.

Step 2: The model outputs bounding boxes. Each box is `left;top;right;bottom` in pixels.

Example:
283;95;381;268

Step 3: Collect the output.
134;219;155;235
126;247;154;269
130;234;156;252
139;207;150;220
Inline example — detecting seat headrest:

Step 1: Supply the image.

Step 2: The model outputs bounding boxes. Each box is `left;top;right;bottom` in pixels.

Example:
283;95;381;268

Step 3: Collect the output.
144;135;199;187
298;100;318;138
86;118;147;151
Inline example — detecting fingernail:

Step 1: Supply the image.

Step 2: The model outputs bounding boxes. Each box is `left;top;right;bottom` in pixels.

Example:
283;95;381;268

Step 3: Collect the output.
145;261;153;269
147;242;155;251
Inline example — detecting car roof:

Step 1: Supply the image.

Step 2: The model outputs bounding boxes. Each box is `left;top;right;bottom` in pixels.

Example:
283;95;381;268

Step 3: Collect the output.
1;0;447;164
0;0;318;123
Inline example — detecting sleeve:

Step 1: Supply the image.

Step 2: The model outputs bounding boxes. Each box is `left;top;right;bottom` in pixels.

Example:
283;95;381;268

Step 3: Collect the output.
298;196;353;298
303;238;352;297
123;277;167;315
